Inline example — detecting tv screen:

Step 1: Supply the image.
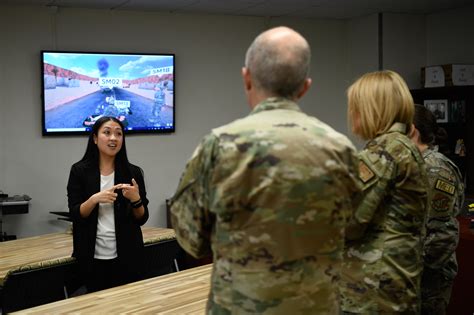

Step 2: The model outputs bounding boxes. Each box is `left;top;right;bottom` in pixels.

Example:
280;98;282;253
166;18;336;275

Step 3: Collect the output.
41;51;175;135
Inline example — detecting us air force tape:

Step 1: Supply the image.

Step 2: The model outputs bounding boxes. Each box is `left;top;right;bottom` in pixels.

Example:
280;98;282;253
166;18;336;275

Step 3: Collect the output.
435;179;455;195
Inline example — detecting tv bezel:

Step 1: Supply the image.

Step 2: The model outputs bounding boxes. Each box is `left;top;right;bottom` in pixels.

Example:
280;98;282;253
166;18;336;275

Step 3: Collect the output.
41;50;176;136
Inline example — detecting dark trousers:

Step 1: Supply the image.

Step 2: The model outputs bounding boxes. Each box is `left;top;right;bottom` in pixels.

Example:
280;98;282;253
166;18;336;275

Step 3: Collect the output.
421;270;453;315
86;258;139;293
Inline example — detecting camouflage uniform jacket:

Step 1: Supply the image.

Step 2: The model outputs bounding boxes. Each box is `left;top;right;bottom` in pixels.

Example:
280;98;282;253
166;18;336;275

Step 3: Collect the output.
340;123;429;314
422;147;464;280
171;97;361;315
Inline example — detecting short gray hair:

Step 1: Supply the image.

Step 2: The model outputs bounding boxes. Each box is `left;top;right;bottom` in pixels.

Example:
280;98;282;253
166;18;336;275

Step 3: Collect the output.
245;27;311;99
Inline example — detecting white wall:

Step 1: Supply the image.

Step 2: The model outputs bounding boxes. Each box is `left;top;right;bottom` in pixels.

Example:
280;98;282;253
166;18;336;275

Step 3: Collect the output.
345;12;427;90
344;13;379;148
271;17;350;135
346;13;379;83
3;4;472;239
426;5;474;65
381;6;473;88
0;5;350;238
383;13;426;89
1;8;56;236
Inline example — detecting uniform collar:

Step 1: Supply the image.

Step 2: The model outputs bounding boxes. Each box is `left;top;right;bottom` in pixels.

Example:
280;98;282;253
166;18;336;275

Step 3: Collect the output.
250;97;302;115
422;145;439;158
385;122;408;135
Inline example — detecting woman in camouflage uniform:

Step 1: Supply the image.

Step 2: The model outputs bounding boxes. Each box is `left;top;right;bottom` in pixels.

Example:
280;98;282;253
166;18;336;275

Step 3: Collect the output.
411;104;464;315
340;70;429;314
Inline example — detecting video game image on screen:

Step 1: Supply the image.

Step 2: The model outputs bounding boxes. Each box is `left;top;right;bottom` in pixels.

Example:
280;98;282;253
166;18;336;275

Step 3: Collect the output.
42;51;175;134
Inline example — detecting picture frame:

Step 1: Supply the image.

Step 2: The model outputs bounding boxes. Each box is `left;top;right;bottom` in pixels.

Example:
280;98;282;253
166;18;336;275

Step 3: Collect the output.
449;100;466;123
424;99;448;123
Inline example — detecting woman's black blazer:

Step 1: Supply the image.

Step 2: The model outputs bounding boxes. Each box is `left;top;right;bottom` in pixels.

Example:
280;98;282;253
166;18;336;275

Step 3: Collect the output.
67;160;149;273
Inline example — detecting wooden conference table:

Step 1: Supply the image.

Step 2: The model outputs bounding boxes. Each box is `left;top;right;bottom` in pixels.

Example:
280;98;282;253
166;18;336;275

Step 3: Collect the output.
0;226;176;283
13;264;212;314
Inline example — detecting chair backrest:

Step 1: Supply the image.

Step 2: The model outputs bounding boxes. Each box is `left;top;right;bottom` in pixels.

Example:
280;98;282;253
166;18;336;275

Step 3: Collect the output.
142;239;180;278
1;257;77;313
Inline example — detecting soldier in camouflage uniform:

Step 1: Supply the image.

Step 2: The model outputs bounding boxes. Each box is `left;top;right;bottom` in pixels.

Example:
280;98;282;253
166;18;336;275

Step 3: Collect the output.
170;26;362;314
340;70;429;314
411;104;464;315
150;85;165;124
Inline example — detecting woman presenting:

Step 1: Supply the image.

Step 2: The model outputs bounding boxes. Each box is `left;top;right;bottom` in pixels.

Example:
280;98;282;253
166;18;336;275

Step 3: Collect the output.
67;116;149;292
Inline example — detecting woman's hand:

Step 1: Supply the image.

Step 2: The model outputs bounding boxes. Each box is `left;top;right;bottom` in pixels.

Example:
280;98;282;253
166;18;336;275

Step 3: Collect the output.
92;184;122;204
120;178;140;203
80;184;121;218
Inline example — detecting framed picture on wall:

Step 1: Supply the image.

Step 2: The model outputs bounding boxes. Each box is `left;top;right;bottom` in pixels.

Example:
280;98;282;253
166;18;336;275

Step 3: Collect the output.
424;99;448;123
449;100;466;123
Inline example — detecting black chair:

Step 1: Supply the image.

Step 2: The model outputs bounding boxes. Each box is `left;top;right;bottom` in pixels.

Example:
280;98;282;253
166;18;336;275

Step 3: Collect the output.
49;211;72;222
0;257;77;313
142;239;180;279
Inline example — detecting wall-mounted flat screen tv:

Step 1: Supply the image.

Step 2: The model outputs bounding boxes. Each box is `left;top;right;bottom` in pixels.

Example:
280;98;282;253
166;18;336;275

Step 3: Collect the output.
41;51;175;135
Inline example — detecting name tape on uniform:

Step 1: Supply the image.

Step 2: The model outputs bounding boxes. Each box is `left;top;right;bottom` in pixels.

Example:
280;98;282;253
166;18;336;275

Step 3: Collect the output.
435;179;455;195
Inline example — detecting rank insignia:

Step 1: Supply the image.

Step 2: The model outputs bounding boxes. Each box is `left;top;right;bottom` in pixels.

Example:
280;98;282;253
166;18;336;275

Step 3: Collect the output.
359;161;375;183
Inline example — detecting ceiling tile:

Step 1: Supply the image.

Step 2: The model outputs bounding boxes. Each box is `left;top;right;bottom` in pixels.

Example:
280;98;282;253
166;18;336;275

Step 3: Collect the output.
0;0;472;18
176;0;265;15
234;0;322;17
117;0;199;11
55;0;124;9
0;0;51;6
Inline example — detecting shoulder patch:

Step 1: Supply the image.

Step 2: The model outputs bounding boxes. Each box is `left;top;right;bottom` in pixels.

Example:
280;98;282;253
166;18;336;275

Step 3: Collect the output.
431;193;451;213
435;179;455;195
359;161;375;183
437;169;452;180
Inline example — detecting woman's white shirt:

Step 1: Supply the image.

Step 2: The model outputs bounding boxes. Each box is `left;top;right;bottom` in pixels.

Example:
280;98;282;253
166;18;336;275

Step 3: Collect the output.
94;172;117;259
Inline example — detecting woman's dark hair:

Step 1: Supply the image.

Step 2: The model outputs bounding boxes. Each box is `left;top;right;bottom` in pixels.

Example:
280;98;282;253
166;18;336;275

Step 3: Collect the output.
80;116;131;175
414;104;449;152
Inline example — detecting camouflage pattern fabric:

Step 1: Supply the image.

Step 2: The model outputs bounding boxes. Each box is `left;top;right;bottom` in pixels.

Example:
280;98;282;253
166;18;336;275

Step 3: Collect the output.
340;123;429;314
170;97;362;315
421;147;464;315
